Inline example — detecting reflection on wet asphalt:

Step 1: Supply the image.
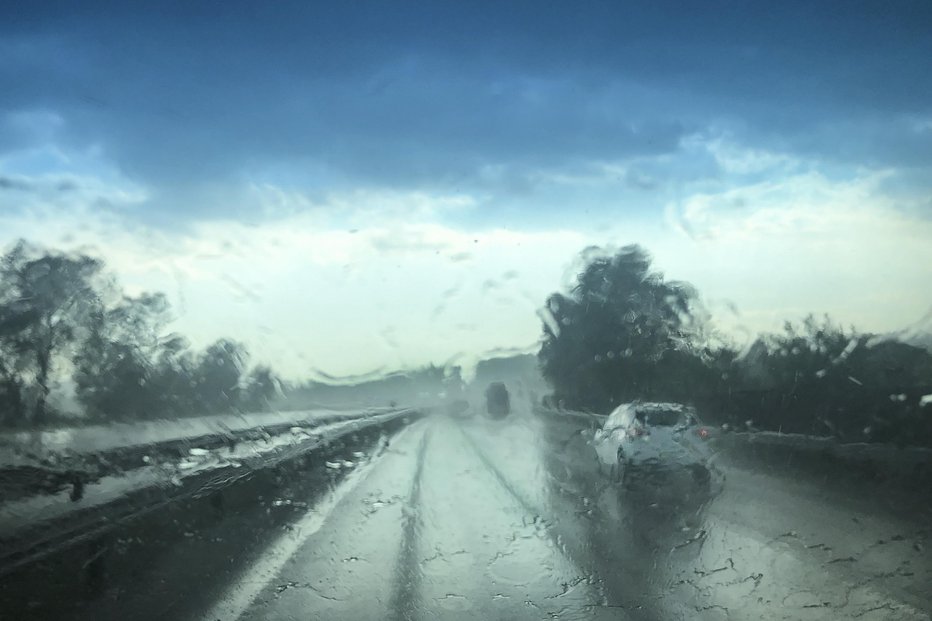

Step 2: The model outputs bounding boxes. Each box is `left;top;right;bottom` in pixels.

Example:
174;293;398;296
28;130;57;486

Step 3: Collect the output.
212;409;930;621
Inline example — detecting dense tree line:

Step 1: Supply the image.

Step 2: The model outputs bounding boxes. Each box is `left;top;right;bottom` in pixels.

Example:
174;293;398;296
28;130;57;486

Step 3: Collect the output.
712;317;932;444
539;245;932;447
0;241;278;428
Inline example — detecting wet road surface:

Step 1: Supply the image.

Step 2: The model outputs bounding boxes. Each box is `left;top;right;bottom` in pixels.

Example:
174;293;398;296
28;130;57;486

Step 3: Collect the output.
184;410;931;621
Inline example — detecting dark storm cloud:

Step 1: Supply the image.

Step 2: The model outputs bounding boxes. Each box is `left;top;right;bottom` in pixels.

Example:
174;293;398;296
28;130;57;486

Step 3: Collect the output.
0;174;77;194
0;176;33;192
2;1;931;219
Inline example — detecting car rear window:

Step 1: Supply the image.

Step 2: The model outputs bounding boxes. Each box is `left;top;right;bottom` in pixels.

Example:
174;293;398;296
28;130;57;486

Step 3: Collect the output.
635;410;682;427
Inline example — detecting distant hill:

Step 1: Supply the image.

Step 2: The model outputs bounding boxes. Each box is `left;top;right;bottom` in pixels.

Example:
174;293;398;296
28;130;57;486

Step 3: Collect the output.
905;331;932;353
276;354;550;411
895;306;932;352
281;366;449;409
473;354;540;385
470;354;547;410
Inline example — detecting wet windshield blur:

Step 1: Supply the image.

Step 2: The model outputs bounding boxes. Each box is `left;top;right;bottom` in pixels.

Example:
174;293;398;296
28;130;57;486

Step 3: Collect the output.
636;410;681;427
2;3;932;620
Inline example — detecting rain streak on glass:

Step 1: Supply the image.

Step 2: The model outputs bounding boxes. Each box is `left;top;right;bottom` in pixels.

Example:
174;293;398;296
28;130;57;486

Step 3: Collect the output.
1;3;932;621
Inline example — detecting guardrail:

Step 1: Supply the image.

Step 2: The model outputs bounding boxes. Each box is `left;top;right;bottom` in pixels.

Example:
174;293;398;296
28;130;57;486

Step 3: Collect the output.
0;407;425;576
534;405;932;483
0;407;406;499
0;407;404;466
714;430;932;482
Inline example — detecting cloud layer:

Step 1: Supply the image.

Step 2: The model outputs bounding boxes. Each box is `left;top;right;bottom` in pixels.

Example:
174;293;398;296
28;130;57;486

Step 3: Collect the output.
2;2;931;375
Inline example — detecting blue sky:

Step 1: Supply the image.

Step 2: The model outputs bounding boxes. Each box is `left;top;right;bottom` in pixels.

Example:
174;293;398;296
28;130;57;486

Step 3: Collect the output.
2;1;931;378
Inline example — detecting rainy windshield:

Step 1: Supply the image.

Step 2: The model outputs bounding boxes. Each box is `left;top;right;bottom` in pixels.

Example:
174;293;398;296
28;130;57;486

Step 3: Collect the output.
2;3;932;621
635;410;682;428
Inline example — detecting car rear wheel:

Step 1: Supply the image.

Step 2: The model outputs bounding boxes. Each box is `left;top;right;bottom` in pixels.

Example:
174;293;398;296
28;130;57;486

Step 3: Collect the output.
616;447;630;485
688;463;711;488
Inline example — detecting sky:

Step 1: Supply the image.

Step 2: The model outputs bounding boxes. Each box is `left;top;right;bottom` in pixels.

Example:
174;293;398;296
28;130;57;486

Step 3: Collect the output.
2;1;931;379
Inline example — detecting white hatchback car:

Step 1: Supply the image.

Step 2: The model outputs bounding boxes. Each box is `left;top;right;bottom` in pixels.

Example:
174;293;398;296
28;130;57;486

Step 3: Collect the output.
593;402;718;488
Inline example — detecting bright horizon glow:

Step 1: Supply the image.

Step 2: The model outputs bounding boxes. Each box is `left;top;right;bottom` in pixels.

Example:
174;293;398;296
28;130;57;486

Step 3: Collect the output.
2;181;930;382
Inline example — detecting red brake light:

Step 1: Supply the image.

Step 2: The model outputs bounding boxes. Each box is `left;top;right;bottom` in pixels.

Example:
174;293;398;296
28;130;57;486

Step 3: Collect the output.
697;427;710;439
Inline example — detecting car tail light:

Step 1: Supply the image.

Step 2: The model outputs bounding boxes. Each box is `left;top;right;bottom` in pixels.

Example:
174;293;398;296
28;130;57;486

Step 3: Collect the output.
628;426;648;438
696;427;710;439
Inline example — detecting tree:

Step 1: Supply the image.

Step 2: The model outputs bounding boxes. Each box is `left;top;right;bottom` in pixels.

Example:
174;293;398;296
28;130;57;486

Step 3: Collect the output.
0;299;35;425
73;292;183;422
0;241;103;425
538;245;709;411
148;334;198;417
0;239;285;427
443;365;465;398
242;365;279;412
714;315;932;444
192;339;249;413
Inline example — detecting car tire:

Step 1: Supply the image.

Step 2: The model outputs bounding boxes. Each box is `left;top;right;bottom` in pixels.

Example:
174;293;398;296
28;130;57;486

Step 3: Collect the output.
689;464;711;488
616;447;629;486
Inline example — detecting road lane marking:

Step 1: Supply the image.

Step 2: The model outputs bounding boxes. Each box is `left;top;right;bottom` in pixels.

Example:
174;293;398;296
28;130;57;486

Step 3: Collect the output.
200;423;420;621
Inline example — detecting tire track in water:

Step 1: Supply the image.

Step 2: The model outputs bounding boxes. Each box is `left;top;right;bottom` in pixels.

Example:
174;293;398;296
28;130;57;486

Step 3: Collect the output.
457;419;670;621
454;424;617;613
388;427;431;621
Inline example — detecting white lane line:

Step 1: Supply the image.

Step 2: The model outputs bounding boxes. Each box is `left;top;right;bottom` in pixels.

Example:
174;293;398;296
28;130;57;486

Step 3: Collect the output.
200;424;418;621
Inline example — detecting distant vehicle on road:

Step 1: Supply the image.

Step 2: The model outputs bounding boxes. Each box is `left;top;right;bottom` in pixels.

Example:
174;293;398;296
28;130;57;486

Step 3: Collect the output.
593;402;718;488
485;382;511;418
446;398;472;418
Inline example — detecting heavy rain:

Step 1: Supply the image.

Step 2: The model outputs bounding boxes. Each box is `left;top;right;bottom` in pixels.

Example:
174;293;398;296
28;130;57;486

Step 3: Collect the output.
2;2;932;620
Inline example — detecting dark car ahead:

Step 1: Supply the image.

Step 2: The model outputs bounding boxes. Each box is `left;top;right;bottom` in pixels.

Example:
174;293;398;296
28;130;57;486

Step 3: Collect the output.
485;382;511;418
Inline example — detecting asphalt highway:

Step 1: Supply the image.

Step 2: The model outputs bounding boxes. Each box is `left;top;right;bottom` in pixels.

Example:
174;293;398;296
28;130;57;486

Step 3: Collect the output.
4;406;929;621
